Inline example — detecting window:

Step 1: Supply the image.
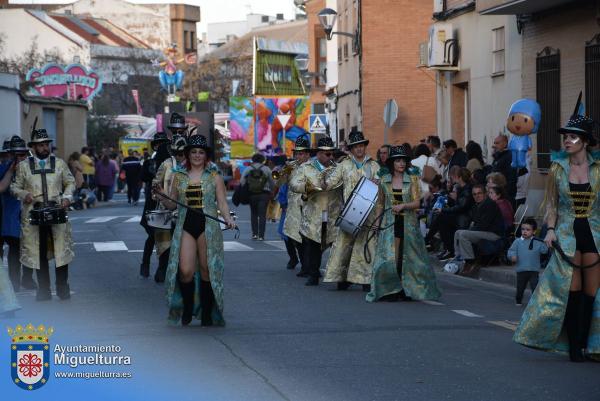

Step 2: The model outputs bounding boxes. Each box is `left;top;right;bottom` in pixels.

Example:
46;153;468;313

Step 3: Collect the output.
313;103;326;114
318;61;327;86
184;30;189;50
492;27;505;75
315;37;327;87
338;47;342;64
585;34;600;142
191;31;196;50
264;65;292;84
536;47;561;169
319;38;327;58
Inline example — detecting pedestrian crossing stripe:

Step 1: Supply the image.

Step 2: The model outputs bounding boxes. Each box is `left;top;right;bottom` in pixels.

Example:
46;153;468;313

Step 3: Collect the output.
85;216;121;223
123;216;141;223
82;241;286;253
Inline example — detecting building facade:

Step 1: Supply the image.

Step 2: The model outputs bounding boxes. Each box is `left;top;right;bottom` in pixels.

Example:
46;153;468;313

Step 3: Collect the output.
479;0;600;169
431;0;522;158
306;0;327;115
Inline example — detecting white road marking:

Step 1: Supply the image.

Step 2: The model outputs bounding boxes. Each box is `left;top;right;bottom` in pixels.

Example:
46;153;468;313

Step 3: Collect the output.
74;242;94;245
421;300;445;306
487;320;518;331
265;240;286;250
451;310;483;318
85;216;120;223
124;216;141;223
93;241;129;252
224;242;253;251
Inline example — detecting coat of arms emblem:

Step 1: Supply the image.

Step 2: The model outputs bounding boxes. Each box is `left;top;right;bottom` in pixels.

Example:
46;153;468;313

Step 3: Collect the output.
7;323;53;390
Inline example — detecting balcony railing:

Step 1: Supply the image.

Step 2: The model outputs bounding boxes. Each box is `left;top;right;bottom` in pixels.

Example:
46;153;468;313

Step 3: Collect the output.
478;0;576;15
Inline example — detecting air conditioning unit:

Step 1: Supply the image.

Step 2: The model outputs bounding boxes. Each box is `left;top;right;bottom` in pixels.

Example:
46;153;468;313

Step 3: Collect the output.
428;23;458;69
433;0;445;13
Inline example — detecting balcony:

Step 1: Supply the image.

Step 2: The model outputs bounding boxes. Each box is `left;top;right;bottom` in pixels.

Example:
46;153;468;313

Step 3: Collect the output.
477;0;577;15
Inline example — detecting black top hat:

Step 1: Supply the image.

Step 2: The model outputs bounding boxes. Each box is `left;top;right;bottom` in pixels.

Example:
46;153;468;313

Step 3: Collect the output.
558;91;597;145
185;134;210;151
168;112;188;130
171;134;187;152
9;136;28;153
388;145;410;161
316;136;336;151
347;130;369;148
151;132;170;148
28;129;52;146
294;134;311;151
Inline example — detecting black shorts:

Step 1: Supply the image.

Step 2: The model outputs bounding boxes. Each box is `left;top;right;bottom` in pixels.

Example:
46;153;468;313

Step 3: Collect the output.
394;215;404;239
183;209;206;239
573;218;598;254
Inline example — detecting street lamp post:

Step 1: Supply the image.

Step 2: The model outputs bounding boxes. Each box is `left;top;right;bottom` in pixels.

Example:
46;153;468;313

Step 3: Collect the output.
318;8;359;53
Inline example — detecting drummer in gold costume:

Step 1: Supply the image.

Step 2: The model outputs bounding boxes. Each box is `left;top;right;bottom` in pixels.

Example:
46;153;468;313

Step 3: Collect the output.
281;135;311;275
290;137;343;286
151;134;187;283
322;130;380;291
11;128;75;301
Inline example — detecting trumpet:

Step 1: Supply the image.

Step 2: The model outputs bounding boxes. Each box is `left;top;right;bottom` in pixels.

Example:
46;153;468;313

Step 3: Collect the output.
301;160;341;201
272;161;298;183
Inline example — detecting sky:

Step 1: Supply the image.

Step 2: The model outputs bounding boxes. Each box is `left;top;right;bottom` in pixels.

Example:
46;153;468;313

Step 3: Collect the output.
11;0;299;33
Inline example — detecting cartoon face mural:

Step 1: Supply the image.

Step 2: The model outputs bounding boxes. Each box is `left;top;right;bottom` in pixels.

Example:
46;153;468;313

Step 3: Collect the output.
506;99;542;169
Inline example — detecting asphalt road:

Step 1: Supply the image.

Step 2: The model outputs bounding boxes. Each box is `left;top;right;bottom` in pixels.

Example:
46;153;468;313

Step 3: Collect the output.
4;193;600;401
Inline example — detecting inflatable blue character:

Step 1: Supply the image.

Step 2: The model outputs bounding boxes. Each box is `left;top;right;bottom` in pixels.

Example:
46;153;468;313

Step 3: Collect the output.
158;44;185;95
506;99;542;169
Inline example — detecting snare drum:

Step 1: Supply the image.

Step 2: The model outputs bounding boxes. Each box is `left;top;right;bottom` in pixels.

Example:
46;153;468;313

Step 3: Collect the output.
29;206;68;226
335;177;378;237
145;210;174;230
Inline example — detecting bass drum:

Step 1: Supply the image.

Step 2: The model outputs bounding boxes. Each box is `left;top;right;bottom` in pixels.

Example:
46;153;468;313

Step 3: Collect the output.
145;210;174;230
335;176;378;237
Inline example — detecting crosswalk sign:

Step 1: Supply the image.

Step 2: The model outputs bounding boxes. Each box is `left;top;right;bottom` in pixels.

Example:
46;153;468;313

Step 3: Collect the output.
309;114;328;134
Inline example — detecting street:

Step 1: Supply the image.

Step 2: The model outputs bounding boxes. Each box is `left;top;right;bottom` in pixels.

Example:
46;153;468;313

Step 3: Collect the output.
3;194;599;401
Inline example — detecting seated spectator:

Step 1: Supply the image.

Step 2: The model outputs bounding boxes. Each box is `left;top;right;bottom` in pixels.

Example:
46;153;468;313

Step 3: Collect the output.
455;184;505;276
487;186;514;232
508;218;548;306
431;167;473;260
443;139;468;169
466;141;484;173
437;150;450;183
426;135;442;158
486;171;507;193
422;175;446;250
411;143;440;194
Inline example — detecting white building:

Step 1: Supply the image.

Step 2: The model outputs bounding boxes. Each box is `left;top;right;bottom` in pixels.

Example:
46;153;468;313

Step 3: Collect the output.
429;2;522;159
200;13;291;56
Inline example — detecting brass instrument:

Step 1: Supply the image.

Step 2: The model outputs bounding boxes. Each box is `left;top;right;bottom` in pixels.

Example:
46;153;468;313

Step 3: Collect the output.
272;160;298;184
301;160;341;201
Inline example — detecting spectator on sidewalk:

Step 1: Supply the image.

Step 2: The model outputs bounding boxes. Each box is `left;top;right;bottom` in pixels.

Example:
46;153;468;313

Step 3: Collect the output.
79;147;95;190
466;141;484;173
507;218;548;305
455;184;505;276
487;185;514;232
426;135;442;158
443;139;468;169
433;167;474;260
241;153;274;240
121;149;143;205
95;152;118;202
492;134;517;204
411;143;439;194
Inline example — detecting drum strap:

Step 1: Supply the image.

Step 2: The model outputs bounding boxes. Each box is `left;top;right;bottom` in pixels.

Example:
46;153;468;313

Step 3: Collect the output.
29;156;55;206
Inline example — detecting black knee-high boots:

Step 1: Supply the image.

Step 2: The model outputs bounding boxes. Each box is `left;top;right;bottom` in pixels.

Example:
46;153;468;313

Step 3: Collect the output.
200;280;214;326
581;294;595;355
179;279;195;326
565;291;585;362
154;249;170;283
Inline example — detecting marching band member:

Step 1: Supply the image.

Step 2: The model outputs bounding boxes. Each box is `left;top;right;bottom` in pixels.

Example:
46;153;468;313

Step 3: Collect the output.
290;137;343;286
0;136;35;292
281;135;311;274
514;94;600;362
11;128;75;301
155;135;235;326
322;130;380;291
367;145;441;302
151;134;187;283
139;131;171;278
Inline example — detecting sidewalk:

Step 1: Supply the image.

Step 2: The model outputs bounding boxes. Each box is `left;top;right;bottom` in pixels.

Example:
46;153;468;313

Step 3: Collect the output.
433;256;517;287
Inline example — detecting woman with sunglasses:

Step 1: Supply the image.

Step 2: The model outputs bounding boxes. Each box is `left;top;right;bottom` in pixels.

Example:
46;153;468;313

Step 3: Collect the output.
367;145;440;302
155;135;236;326
514;93;600;362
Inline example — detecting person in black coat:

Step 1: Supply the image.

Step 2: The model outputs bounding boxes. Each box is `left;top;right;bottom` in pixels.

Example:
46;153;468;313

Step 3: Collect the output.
443;139;468;170
139;132;170;277
491;135;517;205
432;167;474;260
121;150;143;205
